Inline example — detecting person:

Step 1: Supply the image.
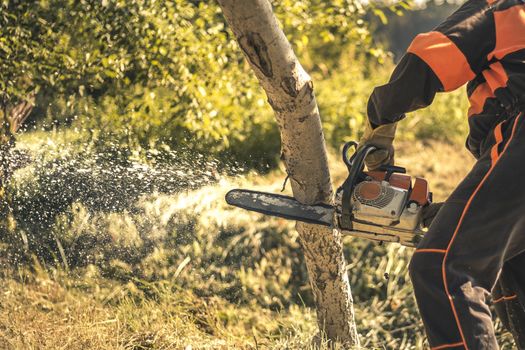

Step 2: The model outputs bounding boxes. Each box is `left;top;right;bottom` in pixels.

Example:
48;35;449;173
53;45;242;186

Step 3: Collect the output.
358;0;525;348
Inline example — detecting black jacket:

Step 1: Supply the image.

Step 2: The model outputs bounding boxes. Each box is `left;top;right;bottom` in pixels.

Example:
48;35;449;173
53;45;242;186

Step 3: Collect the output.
368;0;525;157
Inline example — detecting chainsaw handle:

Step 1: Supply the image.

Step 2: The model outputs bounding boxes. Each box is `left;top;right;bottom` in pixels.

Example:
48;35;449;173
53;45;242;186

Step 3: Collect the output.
342;141;407;175
343;142;377;189
342;141;377;172
339;142;377;229
342;141;358;169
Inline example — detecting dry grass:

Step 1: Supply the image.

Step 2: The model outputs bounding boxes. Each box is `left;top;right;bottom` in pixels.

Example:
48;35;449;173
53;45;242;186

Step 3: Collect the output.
0;267;320;350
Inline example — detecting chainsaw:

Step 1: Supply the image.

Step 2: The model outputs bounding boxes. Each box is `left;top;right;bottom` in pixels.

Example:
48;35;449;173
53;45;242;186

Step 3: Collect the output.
225;142;431;247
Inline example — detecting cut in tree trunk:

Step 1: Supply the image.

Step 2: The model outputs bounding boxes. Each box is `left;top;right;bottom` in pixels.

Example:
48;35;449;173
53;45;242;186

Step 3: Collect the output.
217;0;359;346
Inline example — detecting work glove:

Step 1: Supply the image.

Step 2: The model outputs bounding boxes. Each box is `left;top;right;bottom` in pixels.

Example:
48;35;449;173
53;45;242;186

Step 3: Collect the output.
358;120;397;171
421;202;444;228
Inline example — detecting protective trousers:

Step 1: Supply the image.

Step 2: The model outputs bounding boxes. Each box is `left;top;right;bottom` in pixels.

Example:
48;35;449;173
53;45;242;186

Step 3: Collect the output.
409;112;525;349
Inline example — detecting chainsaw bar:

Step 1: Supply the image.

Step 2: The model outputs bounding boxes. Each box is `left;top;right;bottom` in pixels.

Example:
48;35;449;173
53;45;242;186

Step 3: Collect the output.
225;189;335;226
226;189;423;247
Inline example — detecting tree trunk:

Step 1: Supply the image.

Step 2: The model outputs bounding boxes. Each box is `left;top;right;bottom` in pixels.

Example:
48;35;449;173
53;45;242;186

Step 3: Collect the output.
0;96;34;232
0;97;33;184
217;0;359;346
9;98;34;134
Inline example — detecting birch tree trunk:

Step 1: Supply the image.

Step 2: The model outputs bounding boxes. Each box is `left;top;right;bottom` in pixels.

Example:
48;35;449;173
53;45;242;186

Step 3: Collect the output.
217;0;359;346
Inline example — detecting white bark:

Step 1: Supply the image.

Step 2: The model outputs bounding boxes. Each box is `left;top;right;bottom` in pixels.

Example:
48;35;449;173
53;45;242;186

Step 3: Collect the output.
217;0;359;346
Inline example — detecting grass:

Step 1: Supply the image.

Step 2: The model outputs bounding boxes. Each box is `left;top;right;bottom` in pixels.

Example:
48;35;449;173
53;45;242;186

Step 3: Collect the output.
0;134;517;349
0;266;320;349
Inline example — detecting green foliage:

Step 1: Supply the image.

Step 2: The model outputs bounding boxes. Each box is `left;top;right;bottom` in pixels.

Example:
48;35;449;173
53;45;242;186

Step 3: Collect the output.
0;2;52;104
315;50;395;146
0;0;390;168
1;0;204;102
1;0;468;169
273;0;374;67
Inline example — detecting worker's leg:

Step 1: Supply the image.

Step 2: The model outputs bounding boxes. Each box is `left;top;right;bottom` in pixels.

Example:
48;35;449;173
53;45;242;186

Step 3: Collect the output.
493;253;525;349
409;112;525;349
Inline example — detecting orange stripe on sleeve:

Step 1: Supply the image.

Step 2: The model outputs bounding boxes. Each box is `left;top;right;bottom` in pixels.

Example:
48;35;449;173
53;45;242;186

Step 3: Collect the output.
489;5;525;60
408;31;476;92
468;83;494;117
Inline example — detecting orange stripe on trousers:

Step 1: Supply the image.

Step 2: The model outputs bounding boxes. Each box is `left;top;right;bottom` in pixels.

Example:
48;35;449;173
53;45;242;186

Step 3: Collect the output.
441;113;522;350
432;341;465;350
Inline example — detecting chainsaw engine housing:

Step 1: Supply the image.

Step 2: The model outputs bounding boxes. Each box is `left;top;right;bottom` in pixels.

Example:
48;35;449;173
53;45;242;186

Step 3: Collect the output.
352;180;407;219
337;171;429;231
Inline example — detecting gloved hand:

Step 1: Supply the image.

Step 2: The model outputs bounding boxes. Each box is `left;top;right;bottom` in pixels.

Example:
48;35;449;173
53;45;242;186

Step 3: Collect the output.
358;120;397;170
421;202;444;228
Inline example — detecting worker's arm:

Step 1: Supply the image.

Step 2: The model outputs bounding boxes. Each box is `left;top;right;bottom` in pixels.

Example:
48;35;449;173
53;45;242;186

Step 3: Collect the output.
367;0;496;127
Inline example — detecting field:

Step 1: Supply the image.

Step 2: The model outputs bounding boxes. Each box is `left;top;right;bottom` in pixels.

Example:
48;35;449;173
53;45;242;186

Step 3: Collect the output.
0;136;516;349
